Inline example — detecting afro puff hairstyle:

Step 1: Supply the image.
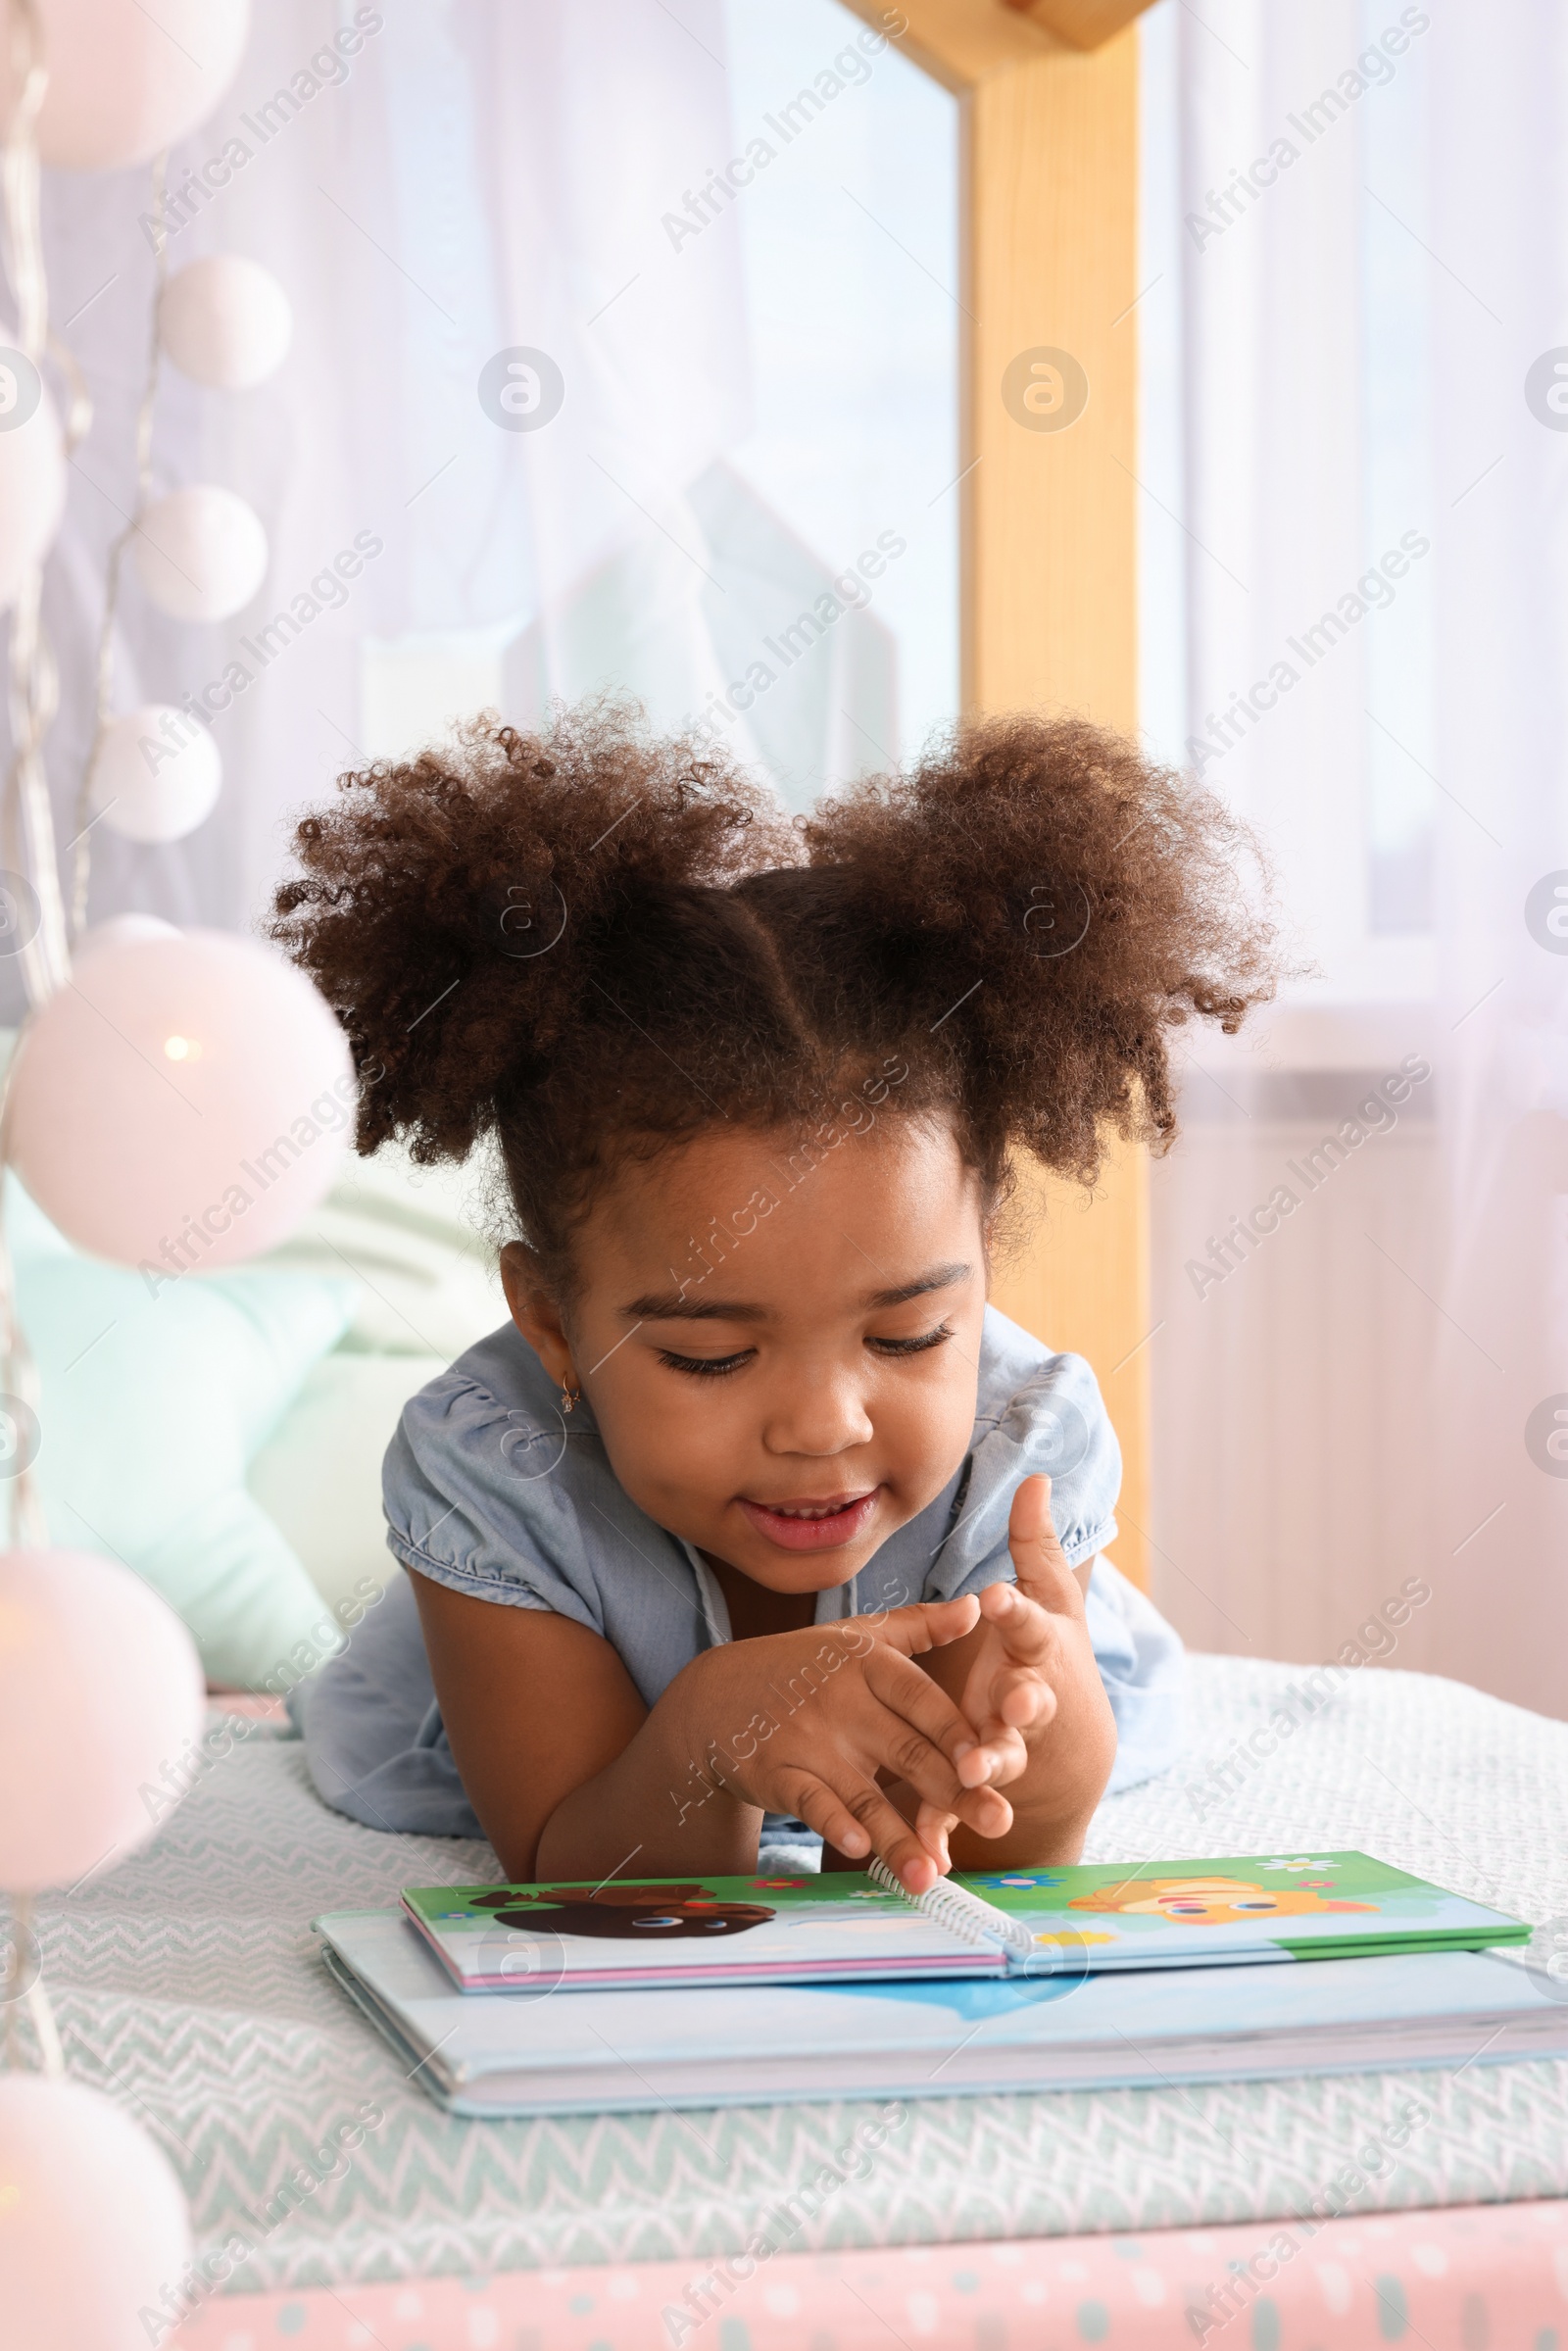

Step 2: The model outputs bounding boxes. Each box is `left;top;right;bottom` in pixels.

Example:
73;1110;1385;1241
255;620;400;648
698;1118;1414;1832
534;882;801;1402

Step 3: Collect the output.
271;701;1277;1296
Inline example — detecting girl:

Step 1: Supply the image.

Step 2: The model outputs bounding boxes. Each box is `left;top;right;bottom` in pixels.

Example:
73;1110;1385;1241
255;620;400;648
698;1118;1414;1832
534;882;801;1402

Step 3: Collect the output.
278;707;1273;1893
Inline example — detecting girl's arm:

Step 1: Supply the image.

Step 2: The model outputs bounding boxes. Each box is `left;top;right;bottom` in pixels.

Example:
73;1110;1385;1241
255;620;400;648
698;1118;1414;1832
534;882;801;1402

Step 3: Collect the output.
410;1571;1012;1887
410;1575;669;1882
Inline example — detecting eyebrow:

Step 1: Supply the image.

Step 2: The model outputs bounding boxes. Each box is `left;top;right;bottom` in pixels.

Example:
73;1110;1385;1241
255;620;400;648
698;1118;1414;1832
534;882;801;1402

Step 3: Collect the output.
864;1261;972;1308
620;1262;973;1322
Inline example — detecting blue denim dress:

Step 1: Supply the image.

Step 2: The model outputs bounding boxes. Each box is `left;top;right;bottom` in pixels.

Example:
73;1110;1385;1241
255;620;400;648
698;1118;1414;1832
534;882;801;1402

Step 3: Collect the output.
292;1304;1184;1841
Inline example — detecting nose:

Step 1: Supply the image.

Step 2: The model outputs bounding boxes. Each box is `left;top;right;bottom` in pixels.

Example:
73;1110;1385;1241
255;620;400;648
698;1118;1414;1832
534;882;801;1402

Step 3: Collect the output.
760;1362;874;1457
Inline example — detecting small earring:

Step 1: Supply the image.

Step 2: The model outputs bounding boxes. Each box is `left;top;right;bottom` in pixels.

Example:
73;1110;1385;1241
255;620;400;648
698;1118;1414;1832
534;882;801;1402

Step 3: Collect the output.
561;1381;578;1415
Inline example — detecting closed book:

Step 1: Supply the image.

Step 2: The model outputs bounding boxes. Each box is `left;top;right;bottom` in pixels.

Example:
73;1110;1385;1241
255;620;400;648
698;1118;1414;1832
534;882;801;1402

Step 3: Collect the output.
317;1904;1566;2119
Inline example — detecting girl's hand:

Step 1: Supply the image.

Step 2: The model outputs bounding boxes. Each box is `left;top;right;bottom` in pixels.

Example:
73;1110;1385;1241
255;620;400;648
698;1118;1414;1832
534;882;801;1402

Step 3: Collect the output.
956;1476;1079;1786
912;1475;1118;1866
669;1594;1008;1893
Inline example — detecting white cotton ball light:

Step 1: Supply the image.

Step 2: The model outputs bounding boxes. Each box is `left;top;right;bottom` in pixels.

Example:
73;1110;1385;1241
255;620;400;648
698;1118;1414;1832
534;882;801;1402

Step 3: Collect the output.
0;2076;193;2350
0;1549;204;1892
88;708;221;844
6;929;354;1271
73;914;180;966
160;255;293;392
0;0;250;171
133;485;267;622
0;368;66;614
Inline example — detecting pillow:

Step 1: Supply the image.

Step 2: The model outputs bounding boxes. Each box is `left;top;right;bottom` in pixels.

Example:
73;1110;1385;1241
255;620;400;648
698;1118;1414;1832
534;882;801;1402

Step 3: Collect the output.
10;1175;358;1688
247;1350;451;1617
255;1141;504;1357
245;1141;508;1619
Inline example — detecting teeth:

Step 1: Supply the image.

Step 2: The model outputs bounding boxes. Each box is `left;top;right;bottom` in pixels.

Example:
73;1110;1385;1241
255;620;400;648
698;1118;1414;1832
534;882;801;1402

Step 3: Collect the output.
772;1500;856;1520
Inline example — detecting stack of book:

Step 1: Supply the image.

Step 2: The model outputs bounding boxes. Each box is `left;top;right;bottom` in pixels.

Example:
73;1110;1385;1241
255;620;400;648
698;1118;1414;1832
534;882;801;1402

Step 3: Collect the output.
317;1850;1566;2116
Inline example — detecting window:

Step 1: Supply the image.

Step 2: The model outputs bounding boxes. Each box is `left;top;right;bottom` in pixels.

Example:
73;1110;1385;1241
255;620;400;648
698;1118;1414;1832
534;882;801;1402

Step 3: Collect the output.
362;0;959;811
1138;0;1438;1015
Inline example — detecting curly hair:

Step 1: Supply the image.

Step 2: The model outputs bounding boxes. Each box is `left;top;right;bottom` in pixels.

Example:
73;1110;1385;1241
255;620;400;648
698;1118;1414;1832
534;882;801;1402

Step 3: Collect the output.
270;700;1277;1295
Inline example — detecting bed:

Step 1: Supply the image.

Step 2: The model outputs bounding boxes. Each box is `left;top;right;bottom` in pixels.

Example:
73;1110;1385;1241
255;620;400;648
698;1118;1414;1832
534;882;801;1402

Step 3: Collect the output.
31;1645;1568;2347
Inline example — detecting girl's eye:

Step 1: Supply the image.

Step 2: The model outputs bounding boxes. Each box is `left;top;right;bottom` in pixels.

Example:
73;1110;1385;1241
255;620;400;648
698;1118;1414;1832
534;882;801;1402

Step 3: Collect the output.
657;1348;755;1380
867;1321;954;1358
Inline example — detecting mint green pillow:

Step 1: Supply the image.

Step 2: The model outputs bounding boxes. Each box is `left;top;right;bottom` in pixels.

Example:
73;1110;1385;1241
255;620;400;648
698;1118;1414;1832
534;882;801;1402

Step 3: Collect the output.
11;1177;358;1688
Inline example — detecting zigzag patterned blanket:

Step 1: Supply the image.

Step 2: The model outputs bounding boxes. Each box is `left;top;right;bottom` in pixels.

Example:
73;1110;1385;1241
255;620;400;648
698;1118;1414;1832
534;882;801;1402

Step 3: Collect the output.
33;1655;1568;2297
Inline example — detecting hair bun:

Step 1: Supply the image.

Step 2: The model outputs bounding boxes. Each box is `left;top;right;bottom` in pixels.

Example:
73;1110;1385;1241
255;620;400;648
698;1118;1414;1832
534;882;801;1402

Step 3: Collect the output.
274;701;1278;1283
802;712;1278;1177
270;702;793;1166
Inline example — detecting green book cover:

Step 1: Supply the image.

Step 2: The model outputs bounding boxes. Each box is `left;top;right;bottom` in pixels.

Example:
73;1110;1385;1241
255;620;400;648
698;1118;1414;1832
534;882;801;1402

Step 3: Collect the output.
401;1849;1529;1993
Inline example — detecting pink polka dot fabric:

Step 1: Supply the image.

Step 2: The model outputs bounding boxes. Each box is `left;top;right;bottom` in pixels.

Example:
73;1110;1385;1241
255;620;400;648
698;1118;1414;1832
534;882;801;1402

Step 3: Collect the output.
171;2197;1568;2348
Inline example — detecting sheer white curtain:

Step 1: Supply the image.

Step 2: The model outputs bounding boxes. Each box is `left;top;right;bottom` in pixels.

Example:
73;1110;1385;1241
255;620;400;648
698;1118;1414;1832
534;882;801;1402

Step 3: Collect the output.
1142;0;1568;1716
21;0;955;999
24;0;748;988
1425;0;1568;1714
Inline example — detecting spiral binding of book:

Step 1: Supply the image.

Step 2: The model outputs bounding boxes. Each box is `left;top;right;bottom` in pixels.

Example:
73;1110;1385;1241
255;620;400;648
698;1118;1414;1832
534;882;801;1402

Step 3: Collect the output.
867;1858;1040;1963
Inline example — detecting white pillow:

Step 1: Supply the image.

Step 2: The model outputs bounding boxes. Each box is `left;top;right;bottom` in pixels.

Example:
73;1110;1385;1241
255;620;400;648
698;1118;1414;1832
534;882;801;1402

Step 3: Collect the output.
248;1142;509;1611
256;1142;506;1357
246;1351;451;1615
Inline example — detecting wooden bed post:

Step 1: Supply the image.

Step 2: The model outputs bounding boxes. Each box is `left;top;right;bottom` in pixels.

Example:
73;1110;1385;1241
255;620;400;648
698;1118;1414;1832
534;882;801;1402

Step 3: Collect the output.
843;0;1158;1586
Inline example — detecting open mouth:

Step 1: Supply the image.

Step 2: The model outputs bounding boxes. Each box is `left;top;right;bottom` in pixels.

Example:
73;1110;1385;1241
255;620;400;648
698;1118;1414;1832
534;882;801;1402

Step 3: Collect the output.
736;1489;880;1552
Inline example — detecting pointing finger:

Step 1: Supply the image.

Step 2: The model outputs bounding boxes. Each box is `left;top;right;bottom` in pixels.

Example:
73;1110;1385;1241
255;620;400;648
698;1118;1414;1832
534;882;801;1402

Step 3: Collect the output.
1007;1474;1082;1614
858;1593;981;1657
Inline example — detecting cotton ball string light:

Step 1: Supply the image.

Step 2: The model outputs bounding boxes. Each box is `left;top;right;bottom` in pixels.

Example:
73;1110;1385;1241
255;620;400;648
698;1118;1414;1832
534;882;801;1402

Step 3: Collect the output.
88;708;220;844
0;0;250;171
6;929;353;1271
0;1549;203;1892
160;255;293;392
0;2075;193;2350
0;367;66;614
73;913;180;965
132;485;267;622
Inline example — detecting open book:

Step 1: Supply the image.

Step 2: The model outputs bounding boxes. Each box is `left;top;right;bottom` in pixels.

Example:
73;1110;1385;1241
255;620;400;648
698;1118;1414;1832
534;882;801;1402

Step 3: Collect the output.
399;1849;1529;1994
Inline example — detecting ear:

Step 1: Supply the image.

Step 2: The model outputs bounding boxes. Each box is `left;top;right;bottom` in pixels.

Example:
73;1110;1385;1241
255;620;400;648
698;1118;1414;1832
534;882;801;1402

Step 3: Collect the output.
500;1241;575;1389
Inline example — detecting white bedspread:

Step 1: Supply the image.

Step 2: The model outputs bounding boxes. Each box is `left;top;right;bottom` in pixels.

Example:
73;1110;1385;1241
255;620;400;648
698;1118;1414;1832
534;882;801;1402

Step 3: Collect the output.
33;1655;1568;2295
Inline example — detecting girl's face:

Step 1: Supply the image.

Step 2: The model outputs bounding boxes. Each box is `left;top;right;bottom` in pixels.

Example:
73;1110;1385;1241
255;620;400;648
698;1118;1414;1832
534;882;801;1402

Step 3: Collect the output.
504;1115;989;1594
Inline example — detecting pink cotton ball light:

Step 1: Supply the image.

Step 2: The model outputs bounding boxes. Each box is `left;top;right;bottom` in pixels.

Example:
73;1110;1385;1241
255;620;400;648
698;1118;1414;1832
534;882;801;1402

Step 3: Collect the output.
0;1549;203;1893
0;0;250;171
0;2076;193;2349
72;913;179;965
6;930;353;1274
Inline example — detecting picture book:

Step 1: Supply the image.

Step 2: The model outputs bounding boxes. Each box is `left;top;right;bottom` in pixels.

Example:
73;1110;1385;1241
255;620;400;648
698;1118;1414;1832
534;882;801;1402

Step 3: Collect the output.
317;1905;1567;2118
399;1849;1529;1994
